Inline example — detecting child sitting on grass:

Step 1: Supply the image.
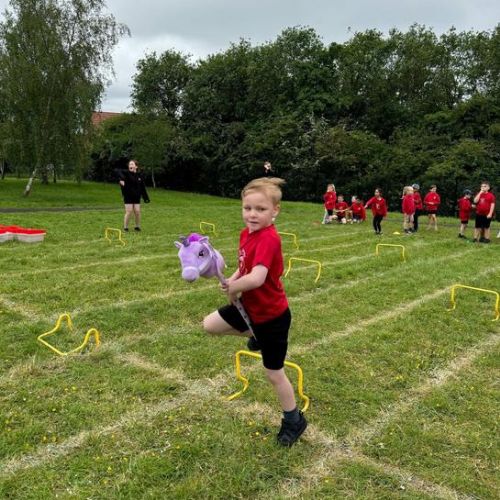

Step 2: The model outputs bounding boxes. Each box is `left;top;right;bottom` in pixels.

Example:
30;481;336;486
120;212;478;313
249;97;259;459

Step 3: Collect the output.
335;195;349;224
350;196;366;223
203;177;307;447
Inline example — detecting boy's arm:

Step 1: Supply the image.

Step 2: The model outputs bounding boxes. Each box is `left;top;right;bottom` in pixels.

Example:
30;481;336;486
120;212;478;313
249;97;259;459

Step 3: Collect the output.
487;202;495;218
473;192;481;204
226;265;268;295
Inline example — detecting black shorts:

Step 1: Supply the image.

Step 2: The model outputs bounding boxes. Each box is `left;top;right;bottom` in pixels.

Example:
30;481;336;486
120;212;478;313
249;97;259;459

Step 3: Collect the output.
218;305;291;370
475;215;492;229
123;197;141;205
326;209;333;216
460;220;469;225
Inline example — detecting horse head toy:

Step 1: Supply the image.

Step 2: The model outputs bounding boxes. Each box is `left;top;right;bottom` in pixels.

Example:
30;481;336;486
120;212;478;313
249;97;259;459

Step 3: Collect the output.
174;233;226;283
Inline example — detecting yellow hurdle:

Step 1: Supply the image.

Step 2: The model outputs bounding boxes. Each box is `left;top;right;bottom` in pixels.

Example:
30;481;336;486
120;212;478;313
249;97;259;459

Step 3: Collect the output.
104;227;126;246
200;221;217;236
375;243;406;262
447;284;499;321
227;350;310;412
284;257;322;283
37;313;101;356
278;231;299;250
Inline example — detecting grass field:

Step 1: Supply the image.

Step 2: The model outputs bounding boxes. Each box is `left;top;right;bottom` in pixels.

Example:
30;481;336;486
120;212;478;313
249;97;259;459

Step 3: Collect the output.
1;177;499;499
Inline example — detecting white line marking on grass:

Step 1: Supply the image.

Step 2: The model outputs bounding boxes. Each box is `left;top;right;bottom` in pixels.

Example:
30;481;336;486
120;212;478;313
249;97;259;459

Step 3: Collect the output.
291;263;499;356
0;368;224;479
232;401;467;500
0;295;44;321
346;330;500;448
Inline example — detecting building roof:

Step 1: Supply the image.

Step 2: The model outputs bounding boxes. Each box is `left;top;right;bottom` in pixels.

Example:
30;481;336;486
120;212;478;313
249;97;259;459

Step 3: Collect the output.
91;111;122;126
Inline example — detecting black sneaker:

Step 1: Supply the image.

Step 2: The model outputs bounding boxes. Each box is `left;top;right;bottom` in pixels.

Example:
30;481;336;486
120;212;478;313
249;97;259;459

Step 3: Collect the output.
134;227;141;232
277;412;307;447
123;228;129;232
458;234;466;239
483;238;491;244
246;336;260;351
472;238;478;243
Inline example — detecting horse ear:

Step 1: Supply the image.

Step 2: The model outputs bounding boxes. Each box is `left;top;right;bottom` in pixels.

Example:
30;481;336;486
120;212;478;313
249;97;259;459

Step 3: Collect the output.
199;236;209;244
174;241;182;249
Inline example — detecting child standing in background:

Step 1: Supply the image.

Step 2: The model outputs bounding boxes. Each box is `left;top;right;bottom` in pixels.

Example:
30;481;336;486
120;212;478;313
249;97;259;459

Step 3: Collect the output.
457;189;473;239
424;185;440;230
203;177;307;446
402;186;415;234
412;184;423;232
365;188;387;235
322;183;336;224
473;181;496;243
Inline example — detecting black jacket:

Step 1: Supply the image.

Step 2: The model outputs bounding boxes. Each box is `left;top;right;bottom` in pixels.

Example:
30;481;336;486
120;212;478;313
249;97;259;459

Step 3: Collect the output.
115;169;150;203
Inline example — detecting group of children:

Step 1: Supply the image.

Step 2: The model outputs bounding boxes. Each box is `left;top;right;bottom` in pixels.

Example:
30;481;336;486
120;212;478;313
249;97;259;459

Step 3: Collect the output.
401;181;496;243
323;182;497;242
322;184;366;225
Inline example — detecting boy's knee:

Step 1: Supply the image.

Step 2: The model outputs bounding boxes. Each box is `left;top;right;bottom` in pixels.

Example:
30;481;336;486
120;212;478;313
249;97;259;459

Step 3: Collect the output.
202;316;218;336
265;368;286;385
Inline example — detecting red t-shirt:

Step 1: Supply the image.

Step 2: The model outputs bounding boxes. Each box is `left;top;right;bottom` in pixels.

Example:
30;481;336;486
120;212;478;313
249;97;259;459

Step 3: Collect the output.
323;191;336;210
335;201;348;216
351;202;366;220
402;194;415;215
424;192;440;212
475;192;495;216
413;192;423;210
365;197;387;216
238;225;288;324
457;197;472;221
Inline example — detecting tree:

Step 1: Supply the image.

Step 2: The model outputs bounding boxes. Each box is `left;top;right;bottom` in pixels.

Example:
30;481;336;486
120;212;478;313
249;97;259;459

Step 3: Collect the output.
131;49;192;119
0;0;129;195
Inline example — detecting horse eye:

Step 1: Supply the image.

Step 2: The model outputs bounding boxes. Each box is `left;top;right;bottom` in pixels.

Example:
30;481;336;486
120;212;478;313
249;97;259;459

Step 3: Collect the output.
198;250;204;257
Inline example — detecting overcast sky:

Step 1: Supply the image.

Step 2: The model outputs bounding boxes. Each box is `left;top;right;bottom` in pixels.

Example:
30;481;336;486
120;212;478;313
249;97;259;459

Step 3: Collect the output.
1;0;499;112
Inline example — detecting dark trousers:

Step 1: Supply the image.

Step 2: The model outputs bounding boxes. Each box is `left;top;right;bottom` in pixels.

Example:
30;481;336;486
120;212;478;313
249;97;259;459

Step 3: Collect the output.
373;215;383;233
414;209;422;232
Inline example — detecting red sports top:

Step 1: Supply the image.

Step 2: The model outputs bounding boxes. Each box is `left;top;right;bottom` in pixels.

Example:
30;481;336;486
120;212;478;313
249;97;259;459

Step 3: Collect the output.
413;192;423;210
335;201;348;216
475;192;495;216
365;196;388;216
424;192;440;212
351;202;366;220
323;191;336;210
238;225;288;324
457;197;472;221
402;194;415;215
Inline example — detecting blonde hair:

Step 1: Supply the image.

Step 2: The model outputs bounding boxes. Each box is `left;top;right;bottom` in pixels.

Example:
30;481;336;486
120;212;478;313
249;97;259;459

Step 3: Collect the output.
241;177;285;205
403;185;413;195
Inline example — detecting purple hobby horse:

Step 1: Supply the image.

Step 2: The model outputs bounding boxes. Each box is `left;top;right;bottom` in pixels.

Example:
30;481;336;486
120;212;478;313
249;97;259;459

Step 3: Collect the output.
175;233;255;336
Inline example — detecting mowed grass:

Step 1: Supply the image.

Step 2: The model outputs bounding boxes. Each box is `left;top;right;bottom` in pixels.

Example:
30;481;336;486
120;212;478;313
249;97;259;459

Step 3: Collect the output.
0;177;499;499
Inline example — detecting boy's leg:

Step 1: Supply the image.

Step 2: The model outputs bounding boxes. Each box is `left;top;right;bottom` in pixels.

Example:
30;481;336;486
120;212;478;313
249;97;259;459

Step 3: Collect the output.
265;368;307;446
202;310;250;337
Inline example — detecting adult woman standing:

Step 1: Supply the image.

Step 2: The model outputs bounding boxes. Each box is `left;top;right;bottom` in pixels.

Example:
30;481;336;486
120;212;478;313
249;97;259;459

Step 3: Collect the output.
115;160;150;231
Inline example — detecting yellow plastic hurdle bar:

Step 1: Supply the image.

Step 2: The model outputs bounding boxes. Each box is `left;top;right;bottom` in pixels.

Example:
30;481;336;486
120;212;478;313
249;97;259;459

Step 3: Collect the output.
284;257;322;283
375;243;406;262
104;227;126;246
278;231;299;250
227;350;310;412
200;221;217;236
37;313;101;356
447;284;499;321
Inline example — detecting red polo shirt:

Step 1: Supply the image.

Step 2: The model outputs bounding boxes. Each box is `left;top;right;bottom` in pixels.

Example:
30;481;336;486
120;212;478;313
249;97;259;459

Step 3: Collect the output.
424;192;440;212
365;197;387;217
323;191;336;210
475;192;495;216
458;197;472;221
402;194;415;215
239;225;288;324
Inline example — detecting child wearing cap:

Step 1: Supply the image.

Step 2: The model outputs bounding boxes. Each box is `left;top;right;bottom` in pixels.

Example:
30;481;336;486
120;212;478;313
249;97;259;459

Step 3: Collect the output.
412;184;423;232
457;189;473;239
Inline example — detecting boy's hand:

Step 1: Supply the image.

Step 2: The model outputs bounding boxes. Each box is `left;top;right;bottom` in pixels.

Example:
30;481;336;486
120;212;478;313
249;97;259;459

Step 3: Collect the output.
119;180;125;187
